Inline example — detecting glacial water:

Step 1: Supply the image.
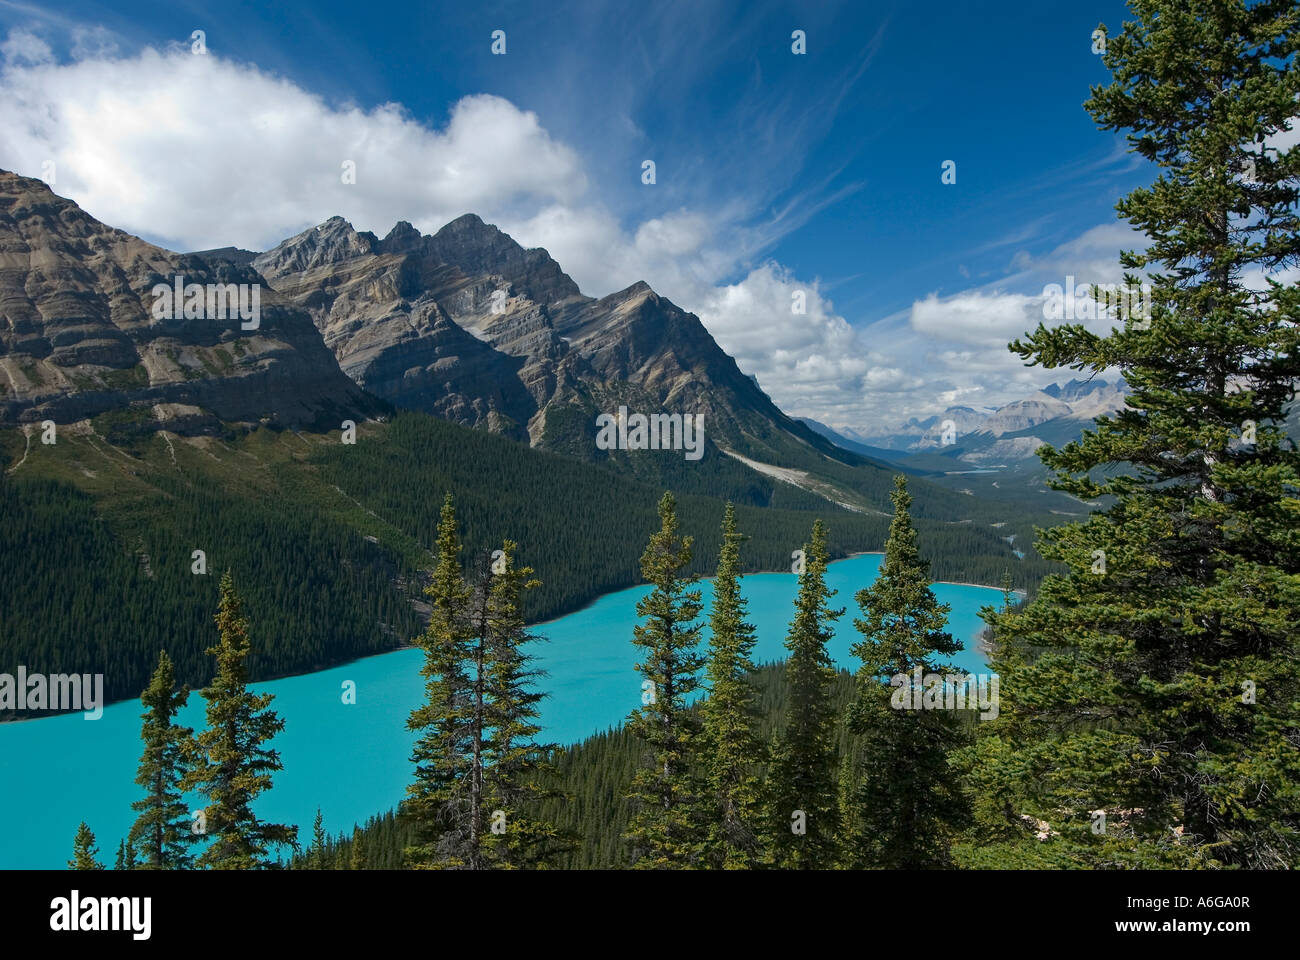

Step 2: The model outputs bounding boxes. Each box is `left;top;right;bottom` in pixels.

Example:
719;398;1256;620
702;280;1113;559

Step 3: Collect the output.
0;554;1000;869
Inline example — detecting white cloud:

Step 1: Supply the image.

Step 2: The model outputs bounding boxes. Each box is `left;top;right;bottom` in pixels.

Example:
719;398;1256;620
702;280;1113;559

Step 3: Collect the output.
0;42;587;253
0;28;52;64
69;25;118;60
698;263;873;419
911;291;1045;347
842;222;1156;429
0;36;750;309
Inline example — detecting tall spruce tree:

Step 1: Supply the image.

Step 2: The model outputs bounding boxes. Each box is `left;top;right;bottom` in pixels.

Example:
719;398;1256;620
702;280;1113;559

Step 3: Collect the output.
972;0;1300;868
700;503;764;868
112;836;139;870
847;476;968;868
182;572;297;869
624;491;707;868
350;826;366;870
764;519;842;868
308;809;326;870
69;823;103;870
405;493;478;868
481;539;570;868
128;650;196;869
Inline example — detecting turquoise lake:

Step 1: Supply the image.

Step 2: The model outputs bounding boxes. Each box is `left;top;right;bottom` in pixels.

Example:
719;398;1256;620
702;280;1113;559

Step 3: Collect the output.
0;554;1000;869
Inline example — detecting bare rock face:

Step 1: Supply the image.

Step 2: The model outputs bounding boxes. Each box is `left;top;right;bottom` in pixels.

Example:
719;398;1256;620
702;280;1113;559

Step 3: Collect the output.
255;213;835;464
252;217;540;441
0;171;381;432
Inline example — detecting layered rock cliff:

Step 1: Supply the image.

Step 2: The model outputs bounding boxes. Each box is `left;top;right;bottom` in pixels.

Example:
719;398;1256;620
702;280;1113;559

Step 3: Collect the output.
0;171;381;432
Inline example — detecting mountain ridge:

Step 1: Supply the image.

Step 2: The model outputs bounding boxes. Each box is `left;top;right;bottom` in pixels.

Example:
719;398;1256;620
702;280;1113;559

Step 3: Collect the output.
248;210;866;486
0;170;382;433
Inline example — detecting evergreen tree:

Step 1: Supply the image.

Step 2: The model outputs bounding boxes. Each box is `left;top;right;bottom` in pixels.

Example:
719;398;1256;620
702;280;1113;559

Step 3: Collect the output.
404;493;479;868
974;0;1300;868
182;572;297;869
764;519;842;868
624;492;707;868
700;503;764;868
350;826;366;870
835;752;862;866
405;499;566;869
847;476;968;868
481;540;570;868
308;809;326;870
128;650;196;869
69;822;103;870
113;838;136;871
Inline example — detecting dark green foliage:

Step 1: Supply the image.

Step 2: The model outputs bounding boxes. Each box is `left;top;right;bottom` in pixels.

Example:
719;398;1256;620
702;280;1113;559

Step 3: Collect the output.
481;541;574;868
307;809;326;870
404;494;479;868
315;663;874;870
0;468;420;715
624;492;708;867
288;810;411;870
182;572;297;869
700;503;765;868
763;520;843;868
69;822;103;870
973;0;1300;869
113;838;137;870
128;650;197;869
404;499;567;869
846;477;970;868
0;409;1050;717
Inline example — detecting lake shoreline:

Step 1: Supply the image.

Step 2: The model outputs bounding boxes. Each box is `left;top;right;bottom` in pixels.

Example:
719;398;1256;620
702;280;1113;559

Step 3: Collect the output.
0;553;1006;725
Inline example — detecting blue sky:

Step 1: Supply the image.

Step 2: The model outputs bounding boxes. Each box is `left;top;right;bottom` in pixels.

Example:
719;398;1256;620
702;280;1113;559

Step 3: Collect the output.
0;0;1156;428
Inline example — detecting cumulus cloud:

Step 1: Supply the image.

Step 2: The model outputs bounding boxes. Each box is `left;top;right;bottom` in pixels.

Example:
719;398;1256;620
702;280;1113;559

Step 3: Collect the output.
911;291;1045;347
0;44;587;252
697;263;883;422
1;28;52;65
0;37;745;302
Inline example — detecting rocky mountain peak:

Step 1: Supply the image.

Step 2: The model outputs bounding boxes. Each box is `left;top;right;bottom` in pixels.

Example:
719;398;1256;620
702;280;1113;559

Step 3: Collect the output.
378;220;422;254
425;215;582;306
618;280;656;302
252;216;376;276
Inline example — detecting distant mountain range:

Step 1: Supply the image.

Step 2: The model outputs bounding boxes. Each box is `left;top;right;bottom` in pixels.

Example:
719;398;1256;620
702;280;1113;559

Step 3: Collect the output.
802;378;1131;465
796;379;1134;513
